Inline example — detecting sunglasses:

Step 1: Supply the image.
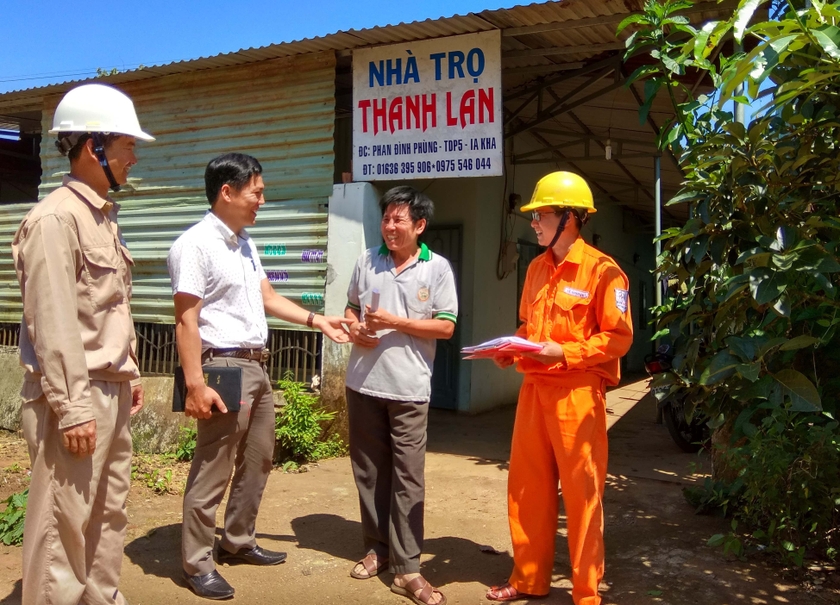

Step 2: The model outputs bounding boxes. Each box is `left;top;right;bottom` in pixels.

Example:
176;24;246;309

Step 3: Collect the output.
531;208;585;225
530;210;560;222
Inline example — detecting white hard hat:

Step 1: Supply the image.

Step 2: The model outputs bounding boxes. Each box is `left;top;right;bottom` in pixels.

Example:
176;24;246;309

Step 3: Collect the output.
49;83;154;141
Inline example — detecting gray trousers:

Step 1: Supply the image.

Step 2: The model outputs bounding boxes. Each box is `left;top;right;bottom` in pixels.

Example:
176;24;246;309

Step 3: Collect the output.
182;357;275;576
346;388;428;574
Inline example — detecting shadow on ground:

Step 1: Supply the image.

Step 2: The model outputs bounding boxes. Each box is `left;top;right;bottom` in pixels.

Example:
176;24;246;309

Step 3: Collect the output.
291;513;514;589
421;377;825;605
1;377;830;604
124;522;298;585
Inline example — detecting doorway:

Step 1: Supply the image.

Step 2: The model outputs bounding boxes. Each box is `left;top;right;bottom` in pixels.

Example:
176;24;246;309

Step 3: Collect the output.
421;224;462;410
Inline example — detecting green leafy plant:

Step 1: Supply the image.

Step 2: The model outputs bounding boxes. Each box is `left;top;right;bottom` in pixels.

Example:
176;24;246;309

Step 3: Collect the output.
708;520;746;559
724;407;839;562
311;433;349;460
275;372;347;463
173;426;197;462
145;468;174;494
131;454;182;495
619;0;840;563
0;488;28;546
281;460;299;473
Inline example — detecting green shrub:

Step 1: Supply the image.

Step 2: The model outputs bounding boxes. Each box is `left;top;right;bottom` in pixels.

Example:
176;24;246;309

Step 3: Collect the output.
275;372;346;463
311;433;349;460
692;407;840;563
0;488;28;546
620;0;840;563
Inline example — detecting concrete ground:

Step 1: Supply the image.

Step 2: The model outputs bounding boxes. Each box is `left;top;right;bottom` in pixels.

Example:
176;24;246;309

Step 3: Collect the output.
0;377;836;605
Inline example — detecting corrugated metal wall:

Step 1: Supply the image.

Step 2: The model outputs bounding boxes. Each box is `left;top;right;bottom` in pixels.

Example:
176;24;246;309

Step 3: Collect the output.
0;51;336;327
0;205;28;320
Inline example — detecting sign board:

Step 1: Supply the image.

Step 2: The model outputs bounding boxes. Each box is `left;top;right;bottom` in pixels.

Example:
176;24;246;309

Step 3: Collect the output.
352;31;503;181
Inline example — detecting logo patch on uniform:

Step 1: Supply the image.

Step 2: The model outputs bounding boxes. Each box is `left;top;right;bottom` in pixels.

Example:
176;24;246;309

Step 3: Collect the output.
417;287;430;302
615;288;629;313
563;287;590;299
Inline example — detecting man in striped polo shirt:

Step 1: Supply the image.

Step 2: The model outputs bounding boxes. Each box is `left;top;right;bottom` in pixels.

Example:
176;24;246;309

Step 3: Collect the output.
344;186;458;605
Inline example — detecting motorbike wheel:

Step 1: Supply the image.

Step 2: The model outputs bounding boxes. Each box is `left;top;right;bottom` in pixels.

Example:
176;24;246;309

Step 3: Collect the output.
662;400;706;453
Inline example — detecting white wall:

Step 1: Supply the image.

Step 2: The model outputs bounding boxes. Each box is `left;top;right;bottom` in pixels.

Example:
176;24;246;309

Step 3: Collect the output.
322;183;381;410
584;203;656;373
324;182;382;317
421;178;481;410
431;176;526;413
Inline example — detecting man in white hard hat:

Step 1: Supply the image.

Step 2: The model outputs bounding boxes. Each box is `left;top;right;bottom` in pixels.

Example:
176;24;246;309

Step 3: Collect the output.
11;83;154;605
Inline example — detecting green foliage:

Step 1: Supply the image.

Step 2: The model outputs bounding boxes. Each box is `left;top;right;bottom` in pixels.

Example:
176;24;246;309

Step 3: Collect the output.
173;426;197;462
131;455;179;495
708;521;746;559
275;372;347;463
311;433;349;460
281;460;299;473
621;0;840;562
144;468;174;494
0;488;28;546
729;408;840;562
694;409;840;563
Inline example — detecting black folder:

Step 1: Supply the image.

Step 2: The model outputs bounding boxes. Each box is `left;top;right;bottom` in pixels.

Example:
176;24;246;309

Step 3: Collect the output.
172;366;242;413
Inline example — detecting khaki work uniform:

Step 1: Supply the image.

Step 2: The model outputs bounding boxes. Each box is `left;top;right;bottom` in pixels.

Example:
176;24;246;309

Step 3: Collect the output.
507;237;633;605
11;176;141;605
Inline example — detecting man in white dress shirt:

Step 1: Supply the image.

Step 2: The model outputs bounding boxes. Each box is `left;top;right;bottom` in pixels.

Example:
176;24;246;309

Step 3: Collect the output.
167;152;349;599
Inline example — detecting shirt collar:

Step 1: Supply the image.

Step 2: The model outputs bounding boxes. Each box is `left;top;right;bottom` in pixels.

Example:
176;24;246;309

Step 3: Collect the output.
378;242;431;261
62;175;115;215
539;236;585;268
566;236;585;265
204;211;244;246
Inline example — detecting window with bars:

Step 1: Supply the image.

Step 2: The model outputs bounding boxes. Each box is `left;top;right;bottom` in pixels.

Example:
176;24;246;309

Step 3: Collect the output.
0;323;19;353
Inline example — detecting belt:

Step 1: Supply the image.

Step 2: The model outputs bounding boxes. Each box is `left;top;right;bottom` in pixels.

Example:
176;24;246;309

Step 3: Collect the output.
202;347;269;363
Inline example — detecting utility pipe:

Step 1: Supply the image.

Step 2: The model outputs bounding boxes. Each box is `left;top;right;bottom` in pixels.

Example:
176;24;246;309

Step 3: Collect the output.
654;153;662;307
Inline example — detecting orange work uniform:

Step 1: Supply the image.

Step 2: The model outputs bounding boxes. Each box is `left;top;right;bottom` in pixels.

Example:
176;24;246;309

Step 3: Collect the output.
507;236;633;605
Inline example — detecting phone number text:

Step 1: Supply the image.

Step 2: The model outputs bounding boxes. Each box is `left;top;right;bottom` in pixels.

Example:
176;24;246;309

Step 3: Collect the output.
361;157;492;177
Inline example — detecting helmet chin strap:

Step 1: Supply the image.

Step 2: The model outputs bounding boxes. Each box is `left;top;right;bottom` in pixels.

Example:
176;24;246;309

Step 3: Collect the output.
547;209;571;249
92;133;121;192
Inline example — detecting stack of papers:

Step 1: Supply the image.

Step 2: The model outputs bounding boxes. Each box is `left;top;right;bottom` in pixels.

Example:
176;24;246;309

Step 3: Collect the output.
461;336;544;360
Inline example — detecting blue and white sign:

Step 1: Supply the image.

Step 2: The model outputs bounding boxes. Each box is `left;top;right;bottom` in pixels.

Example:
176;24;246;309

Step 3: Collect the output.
353;31;503;181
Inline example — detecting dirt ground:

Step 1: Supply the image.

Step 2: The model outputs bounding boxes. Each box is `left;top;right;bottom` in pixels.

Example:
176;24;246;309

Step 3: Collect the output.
0;377;836;605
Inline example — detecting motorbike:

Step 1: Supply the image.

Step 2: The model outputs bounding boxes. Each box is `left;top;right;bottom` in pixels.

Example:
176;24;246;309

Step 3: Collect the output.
644;345;710;453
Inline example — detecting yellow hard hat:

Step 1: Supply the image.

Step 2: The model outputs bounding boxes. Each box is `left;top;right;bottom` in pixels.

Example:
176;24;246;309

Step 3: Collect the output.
520;171;596;213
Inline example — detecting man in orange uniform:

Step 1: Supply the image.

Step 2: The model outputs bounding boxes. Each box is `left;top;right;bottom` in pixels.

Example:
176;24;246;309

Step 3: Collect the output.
486;172;633;605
